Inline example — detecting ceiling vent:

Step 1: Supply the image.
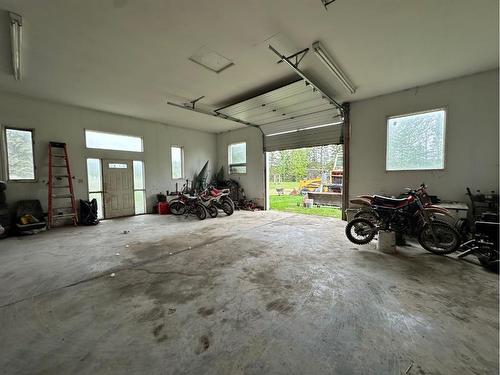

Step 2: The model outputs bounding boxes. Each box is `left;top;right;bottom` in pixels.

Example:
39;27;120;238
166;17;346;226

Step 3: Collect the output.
189;46;234;74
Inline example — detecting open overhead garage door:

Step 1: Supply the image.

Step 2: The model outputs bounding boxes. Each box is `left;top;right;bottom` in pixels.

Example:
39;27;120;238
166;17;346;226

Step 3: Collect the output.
216;80;343;151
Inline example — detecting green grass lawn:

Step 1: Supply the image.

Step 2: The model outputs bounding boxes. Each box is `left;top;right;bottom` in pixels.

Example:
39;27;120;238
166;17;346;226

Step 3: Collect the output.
268;181;298;195
269;194;341;218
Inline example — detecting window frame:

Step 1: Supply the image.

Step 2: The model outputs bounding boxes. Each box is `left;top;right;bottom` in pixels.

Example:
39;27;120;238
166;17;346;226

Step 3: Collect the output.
385;108;447;172
86;158;104;219
170;145;185;180
3;126;36;182
84;129;144;153
133;160;146;215
228;142;247;175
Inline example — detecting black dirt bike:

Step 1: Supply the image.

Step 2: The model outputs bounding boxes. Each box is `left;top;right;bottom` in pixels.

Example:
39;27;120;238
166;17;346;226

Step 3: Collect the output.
345;188;461;255
458;221;499;272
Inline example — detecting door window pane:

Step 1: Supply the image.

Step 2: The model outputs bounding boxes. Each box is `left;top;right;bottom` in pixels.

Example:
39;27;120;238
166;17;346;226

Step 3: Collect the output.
85;130;143;152
134;190;146;215
87;159;102;192
5;128;35;180
386;109;446;171
171;146;183;179
89;192;104;219
133;161;145;190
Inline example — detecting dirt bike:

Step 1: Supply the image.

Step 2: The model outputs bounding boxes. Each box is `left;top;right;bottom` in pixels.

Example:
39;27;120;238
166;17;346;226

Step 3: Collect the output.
180;193;208;220
169;181;192;216
345;187;461;254
350;184;455;224
198;188;220;218
457;221;499;272
204;185;234;216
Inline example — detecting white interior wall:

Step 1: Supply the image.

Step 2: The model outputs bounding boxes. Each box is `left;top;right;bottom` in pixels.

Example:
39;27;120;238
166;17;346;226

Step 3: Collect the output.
216;69;499;209
350;69;499;202
215;127;265;207
0;92;217;212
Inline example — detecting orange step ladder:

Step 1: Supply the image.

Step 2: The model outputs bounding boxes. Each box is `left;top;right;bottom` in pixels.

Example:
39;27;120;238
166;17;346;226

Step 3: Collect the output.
48;142;78;228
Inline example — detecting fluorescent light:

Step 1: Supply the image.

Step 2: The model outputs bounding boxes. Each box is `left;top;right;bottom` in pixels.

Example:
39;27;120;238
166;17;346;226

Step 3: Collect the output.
267;121;343;137
312;41;355;94
9;12;22;80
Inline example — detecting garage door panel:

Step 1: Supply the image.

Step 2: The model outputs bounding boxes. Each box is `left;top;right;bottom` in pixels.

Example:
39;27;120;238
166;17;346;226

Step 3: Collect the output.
216;79;343;151
264;124;343;151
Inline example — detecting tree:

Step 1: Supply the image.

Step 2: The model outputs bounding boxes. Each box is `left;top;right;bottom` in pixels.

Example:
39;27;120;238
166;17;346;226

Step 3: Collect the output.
289;149;308;181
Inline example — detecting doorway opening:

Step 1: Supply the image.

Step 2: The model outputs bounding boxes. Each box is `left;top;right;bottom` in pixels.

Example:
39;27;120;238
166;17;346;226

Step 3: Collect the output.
86;158;146;219
266;144;343;218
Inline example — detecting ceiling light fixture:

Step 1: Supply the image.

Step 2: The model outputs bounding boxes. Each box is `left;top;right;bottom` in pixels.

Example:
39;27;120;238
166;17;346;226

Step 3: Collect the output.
312;41;355;94
9;12;22;80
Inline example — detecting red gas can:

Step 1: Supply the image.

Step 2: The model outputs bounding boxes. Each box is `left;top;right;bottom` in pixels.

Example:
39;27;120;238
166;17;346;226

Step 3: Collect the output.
158;201;170;215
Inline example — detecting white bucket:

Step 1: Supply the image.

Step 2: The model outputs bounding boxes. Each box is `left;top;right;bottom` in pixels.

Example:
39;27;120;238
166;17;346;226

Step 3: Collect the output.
304;198;314;208
377;230;396;254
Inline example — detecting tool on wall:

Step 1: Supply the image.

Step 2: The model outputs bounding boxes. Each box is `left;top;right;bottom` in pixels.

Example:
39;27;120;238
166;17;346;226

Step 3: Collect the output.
48;142;78;228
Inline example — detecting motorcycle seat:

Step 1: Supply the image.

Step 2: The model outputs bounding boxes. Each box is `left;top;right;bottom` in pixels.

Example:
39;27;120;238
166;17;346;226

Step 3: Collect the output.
372;195;408;208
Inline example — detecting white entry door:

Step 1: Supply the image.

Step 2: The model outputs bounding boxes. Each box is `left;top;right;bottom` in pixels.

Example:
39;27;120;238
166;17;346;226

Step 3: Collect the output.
103;159;135;218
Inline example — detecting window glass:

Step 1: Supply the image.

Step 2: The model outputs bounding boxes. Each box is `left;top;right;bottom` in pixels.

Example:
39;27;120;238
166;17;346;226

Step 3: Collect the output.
5;128;35;180
171;146;183;179
134;190;146;215
229;142;246;164
386;109;446;171
87;158;102;191
89;192;104;219
133;161;145;190
85;130;143;152
228;142;246;174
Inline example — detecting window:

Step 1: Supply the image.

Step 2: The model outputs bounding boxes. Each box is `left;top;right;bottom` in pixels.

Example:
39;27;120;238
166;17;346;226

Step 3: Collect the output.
386;109;446;171
86;158;104;219
171;146;184;179
85;130;143;152
4;127;35;180
228;142;246;174
133;160;146;215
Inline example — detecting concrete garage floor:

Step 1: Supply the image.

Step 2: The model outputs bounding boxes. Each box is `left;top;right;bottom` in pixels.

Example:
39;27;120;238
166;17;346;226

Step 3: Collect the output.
0;211;498;375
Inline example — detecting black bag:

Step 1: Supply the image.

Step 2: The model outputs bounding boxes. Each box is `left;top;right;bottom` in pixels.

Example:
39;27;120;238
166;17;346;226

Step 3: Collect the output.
80;199;99;225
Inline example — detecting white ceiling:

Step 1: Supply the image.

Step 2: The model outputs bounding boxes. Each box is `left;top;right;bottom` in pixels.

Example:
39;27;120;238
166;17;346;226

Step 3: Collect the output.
0;0;498;133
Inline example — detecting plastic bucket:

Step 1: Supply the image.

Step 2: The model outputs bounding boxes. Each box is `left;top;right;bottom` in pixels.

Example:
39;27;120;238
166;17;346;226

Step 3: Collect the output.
158;202;170;215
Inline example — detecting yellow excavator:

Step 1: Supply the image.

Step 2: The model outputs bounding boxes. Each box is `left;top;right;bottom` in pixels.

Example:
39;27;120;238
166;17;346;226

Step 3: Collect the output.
299;154;343;193
298;178;322;192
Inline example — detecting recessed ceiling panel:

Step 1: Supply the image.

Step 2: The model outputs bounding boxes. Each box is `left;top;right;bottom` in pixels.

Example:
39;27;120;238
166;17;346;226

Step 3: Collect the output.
189;46;234;73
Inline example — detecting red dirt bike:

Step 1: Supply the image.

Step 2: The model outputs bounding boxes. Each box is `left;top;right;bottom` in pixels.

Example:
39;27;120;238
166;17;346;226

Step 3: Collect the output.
169;183;190;216
345;186;461;254
350;184;455;224
200;185;234;216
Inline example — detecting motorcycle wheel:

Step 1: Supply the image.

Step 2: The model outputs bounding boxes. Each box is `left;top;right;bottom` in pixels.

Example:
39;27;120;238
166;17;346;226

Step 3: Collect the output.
169;201;186;215
221;201;234;216
222;196;235;210
195;204;207;220
345;218;376;245
207;205;218;218
418;221;460;255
